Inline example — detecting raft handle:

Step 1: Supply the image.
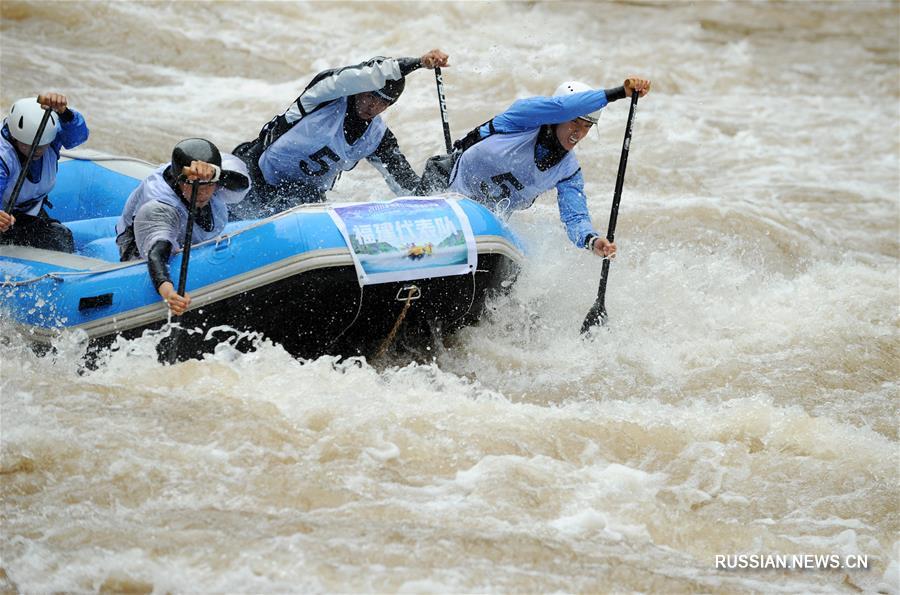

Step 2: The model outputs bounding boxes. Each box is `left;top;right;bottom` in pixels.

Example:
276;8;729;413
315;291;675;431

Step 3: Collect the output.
78;293;113;311
396;285;421;301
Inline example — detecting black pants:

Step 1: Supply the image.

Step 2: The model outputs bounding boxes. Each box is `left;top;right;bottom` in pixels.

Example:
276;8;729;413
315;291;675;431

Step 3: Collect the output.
230;140;326;221
0;208;75;253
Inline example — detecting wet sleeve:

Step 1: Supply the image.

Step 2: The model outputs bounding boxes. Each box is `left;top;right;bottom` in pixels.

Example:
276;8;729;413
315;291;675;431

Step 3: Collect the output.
490;91;610;133
146;240;173;290
367;128;421;195
299;57;403;113
396;57;422;76
55;109;89;150
556;169;599;248
216;154;251;204
605;86;627;103
133;201;182;259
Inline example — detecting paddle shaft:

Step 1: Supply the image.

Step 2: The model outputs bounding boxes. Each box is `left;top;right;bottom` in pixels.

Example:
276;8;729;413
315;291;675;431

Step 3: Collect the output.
166;180;199;364
581;91;640;333
434;67;453;153
176;180;200;296
3;107;53;216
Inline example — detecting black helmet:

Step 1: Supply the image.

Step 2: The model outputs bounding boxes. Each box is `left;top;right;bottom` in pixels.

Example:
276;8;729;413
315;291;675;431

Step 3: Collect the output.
372;76;406;104
171;138;221;173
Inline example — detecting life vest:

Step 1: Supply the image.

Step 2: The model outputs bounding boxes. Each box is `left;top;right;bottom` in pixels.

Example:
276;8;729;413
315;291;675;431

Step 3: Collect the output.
116;164;230;258
258;96;387;191
448;128;579;212
0;132;60;216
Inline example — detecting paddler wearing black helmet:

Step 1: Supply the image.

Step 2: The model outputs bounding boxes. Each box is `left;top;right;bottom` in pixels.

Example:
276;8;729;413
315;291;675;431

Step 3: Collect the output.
115;138;251;315
231;49;450;219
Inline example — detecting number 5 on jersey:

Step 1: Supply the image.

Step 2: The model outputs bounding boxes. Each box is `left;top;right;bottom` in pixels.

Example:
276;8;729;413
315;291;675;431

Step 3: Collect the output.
299;146;340;176
480;172;524;201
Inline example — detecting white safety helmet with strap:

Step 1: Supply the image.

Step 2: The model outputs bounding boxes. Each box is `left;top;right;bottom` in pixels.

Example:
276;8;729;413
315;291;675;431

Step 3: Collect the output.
553;81;602;124
6;98;58;146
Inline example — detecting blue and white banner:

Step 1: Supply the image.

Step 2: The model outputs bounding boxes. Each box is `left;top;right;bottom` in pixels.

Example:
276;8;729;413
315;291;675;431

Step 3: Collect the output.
329;197;477;286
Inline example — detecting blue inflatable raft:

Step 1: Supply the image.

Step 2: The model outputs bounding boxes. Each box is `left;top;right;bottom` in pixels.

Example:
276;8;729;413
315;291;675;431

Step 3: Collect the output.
0;150;523;360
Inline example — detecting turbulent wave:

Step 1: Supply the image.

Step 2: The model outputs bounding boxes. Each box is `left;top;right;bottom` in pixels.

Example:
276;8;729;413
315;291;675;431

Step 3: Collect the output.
1;1;897;592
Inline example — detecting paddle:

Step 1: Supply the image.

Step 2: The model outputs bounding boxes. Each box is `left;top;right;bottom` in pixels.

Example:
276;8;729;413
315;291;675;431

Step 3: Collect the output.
434;67;453;153
580;90;640;333
165;178;200;364
2;106;53;217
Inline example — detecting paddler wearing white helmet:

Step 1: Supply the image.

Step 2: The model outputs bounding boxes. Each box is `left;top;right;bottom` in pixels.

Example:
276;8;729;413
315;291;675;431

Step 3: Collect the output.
441;76;650;259
0;92;89;252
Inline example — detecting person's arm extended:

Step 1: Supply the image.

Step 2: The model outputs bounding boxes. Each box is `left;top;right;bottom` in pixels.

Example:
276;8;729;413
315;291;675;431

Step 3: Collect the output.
146;240;173;290
35;93;88;150
488;88;622;134
294;50;448;116
147;240;192;315
215;154;252;204
55;108;89;149
261;59;398;146
367;129;420;195
556;169;599;248
296;57;417;114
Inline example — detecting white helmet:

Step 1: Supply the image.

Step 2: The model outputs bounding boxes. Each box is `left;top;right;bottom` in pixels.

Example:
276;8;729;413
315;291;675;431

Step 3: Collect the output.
553;81;601;124
7;98;58;145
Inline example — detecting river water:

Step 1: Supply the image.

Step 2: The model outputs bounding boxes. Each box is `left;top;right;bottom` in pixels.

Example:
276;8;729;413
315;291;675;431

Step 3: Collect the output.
1;1;898;592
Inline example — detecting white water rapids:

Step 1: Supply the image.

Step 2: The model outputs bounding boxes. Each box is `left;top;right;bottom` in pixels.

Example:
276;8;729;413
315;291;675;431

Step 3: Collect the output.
1;1;898;592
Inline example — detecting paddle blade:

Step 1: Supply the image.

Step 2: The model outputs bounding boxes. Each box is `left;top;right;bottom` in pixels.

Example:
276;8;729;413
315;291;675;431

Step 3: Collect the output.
580;301;608;334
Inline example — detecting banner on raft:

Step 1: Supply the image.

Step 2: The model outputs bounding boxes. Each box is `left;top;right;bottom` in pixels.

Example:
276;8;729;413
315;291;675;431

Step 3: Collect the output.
329;197;478;286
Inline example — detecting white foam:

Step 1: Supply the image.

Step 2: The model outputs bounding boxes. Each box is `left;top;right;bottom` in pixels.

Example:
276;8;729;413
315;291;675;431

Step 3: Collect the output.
1;1;896;592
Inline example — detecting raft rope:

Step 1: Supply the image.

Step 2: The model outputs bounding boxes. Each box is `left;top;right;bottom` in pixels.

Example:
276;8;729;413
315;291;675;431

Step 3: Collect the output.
326;284;365;348
0;273;65;287
61;151;155;166
448;271;478;329
374;286;417;359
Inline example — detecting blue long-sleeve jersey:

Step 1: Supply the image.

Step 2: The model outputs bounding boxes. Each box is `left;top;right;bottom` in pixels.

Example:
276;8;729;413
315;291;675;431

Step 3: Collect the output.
481;89;610;136
475;89;610;247
0;108;89;197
